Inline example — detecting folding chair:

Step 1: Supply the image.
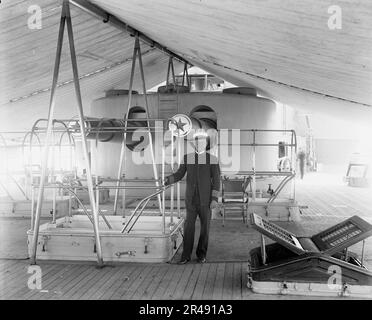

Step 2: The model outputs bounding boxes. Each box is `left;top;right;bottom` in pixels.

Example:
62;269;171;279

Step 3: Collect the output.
221;176;250;226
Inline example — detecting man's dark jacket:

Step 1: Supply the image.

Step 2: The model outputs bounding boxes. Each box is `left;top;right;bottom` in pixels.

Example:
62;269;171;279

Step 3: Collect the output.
167;152;220;206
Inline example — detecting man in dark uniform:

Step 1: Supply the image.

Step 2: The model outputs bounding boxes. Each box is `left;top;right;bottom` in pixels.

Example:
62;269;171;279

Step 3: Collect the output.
164;136;220;264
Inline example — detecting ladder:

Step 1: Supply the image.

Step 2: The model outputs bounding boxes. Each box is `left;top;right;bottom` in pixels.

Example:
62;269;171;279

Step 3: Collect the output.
158;93;179;120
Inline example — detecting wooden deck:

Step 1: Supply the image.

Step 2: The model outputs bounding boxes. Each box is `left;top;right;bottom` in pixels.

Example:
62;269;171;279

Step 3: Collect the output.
0;260;341;300
1;172;372;300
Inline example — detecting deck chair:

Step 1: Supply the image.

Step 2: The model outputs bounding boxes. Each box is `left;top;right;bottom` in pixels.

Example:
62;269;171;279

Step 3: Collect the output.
221;176;250;226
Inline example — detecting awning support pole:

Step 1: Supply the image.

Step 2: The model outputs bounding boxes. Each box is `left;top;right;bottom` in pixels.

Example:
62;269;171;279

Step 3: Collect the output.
30;0;104;266
65;1;103;266
113;34;138;216
181;62;190;87
30;2;66;265
137;36;163;213
113;36;163;216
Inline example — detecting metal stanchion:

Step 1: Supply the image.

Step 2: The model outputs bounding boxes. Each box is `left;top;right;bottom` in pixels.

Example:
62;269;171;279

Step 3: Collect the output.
252;130;256;202
30;0;104;266
51;129;56;224
65;1;103;266
113;36;137;216
170;136;174;224
177;137;181;219
136;37;163;214
30;2;67;265
162;145;166;234
95;175;100;220
30;185;35;231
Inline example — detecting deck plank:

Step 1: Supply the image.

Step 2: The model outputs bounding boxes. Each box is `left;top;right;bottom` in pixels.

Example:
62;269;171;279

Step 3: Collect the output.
151;263;179;300
222;262;234;300
0;259;21;272
89;265;134;300
171;264;194;300
78;265;121;300
23;263;74;300
202;263;218;299
109;265;153;300
46;264;90;300
130;265;161;300
7;263;62;300
163;264;186;300
64;265;106;300
232;263;242;300
142;264;170;300
0;260;29;282
212;262;226;300
182;263;202;300
0;262;31;299
71;265;113;300
191;263;211;300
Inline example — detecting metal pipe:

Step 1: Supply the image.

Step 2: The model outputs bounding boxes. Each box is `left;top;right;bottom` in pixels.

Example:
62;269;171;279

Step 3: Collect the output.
218;143;296;147
181;62;189;87
30;185;35;231
113;35;137;216
252;131;256;201
170;135;174;224
127;197;151;233
221;171;293;176
65;1;103;266
99;209;112;230
121;186;169;233
68;192;72;217
166;57;171;88
17;128;166;134
0;180;13;201
292;130;297;200
57;185;94;225
30;4;66;265
261;234;266;265
177;137;181;218
268;175;294;203
95;175;100;220
137;36;163;213
77;177;159;182
170;57;177;89
8;175;29;200
35;184;161;190
69;0;190;65
162;145;166;234
52;128;56;224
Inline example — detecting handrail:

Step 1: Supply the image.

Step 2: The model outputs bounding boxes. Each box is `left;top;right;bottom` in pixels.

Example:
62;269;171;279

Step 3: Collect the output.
121;185;170;233
267;174;295;203
36;182;113;230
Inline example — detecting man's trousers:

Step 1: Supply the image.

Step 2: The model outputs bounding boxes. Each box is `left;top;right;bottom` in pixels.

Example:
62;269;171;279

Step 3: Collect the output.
181;195;211;260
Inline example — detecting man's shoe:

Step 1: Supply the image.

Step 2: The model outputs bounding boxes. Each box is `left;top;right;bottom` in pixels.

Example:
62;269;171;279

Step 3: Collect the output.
178;258;190;265
197;257;207;263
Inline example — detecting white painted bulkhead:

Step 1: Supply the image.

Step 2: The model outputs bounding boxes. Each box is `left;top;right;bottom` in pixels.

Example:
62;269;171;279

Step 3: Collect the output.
89;91;288;202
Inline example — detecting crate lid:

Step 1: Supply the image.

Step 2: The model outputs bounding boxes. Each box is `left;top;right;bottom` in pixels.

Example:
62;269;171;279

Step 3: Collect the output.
311;215;372;255
250;213;306;255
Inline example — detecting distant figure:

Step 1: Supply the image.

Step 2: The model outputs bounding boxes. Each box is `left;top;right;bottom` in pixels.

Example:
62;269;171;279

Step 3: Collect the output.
164;136;220;264
298;150;306;179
